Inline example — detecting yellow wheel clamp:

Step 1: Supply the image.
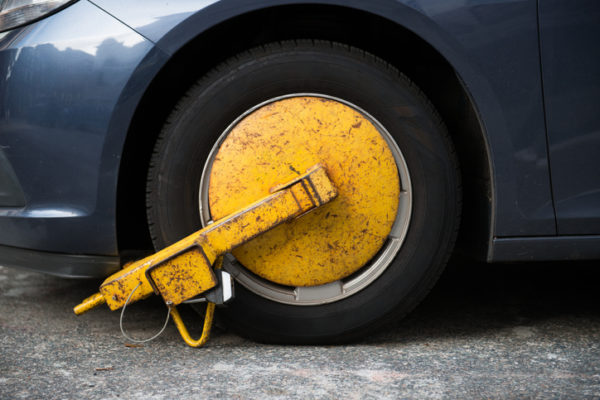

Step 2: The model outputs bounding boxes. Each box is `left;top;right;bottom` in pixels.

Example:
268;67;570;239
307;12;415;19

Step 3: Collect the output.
74;164;337;347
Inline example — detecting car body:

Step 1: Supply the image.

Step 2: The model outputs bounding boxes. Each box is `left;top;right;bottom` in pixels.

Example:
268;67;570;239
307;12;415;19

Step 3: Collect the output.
0;0;599;341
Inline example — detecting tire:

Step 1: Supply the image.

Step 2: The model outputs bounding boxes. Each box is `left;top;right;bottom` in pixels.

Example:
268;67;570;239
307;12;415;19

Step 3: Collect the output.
146;41;461;344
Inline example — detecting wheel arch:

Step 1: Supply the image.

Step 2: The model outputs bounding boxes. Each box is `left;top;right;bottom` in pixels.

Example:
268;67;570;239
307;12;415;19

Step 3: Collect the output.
115;4;493;260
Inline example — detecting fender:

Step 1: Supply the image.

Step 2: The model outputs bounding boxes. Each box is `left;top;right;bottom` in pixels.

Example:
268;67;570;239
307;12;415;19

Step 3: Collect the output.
95;0;554;254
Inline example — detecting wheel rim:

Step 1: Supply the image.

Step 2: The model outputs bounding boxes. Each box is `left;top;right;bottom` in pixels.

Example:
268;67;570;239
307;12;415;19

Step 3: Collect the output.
199;94;412;305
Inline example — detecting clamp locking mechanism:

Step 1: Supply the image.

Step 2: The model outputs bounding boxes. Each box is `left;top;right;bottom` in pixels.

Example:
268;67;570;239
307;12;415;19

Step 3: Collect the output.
74;164;337;347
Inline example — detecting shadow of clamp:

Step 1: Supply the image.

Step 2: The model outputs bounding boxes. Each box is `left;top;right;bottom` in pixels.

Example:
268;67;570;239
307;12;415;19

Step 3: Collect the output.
73;164;337;347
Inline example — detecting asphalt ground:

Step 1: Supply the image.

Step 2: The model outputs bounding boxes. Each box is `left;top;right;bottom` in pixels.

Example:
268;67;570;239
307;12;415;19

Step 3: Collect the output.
1;259;600;399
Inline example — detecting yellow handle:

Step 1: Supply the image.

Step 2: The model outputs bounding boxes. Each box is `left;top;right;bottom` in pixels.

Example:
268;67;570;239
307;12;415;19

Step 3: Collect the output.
74;292;105;315
168;256;221;347
169;304;215;348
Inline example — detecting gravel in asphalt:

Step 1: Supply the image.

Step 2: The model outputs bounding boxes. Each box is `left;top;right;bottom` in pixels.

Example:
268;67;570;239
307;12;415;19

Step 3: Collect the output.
1;260;600;399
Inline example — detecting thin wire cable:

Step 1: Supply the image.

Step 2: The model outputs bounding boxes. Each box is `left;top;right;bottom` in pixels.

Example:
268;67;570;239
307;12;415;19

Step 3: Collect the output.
119;282;171;343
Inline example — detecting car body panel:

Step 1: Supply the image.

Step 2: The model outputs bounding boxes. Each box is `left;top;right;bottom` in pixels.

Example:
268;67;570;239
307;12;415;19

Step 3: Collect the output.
2;0;599;276
89;0;217;46
0;0;155;254
539;0;600;234
0;149;26;206
491;235;600;262
94;0;556;238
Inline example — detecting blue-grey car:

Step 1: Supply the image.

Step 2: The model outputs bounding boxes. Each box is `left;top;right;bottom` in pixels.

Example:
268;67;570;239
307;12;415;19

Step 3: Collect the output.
0;0;599;343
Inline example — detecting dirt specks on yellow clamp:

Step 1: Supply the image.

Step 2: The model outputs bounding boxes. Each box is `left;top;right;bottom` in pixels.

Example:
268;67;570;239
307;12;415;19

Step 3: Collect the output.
73;164;337;315
207;96;401;287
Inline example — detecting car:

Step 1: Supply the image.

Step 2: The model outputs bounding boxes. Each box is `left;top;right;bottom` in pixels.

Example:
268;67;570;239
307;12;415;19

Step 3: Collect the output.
0;0;599;344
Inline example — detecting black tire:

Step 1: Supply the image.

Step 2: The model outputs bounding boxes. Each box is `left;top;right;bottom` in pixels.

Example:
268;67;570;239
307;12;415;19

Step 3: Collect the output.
147;41;461;344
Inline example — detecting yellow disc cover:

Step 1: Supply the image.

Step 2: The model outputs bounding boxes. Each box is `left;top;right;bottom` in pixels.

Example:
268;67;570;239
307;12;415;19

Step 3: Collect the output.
208;96;400;286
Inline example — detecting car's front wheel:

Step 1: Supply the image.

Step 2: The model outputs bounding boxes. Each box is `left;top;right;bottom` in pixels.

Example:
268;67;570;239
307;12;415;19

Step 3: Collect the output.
146;41;461;343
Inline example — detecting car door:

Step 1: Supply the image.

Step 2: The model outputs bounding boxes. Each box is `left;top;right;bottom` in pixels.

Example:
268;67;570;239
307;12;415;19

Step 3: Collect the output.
539;0;600;234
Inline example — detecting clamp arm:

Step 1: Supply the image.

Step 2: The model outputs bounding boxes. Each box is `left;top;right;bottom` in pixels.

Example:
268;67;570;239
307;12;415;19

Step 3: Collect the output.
74;164;337;315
